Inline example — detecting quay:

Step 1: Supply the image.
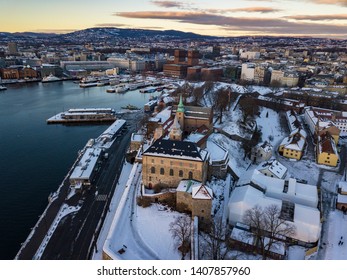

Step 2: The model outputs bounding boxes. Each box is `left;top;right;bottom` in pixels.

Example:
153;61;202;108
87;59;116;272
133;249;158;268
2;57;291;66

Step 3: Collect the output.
15;118;130;259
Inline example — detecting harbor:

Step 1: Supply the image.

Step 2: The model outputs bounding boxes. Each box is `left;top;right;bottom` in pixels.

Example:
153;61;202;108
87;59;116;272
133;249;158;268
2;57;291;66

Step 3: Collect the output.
0;80;161;259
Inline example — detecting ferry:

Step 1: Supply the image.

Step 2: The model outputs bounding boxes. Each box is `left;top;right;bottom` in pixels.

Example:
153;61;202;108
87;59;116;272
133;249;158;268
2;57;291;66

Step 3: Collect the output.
47;108;117;124
42;74;63;83
79;77;98;88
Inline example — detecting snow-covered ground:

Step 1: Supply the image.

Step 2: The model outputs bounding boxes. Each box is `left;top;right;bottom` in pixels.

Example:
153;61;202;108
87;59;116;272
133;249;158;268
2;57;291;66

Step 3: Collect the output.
257;107;287;147
320;210;347;260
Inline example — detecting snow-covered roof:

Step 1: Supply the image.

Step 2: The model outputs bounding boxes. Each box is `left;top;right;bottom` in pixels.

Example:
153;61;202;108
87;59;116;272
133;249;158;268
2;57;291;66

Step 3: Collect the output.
339;181;347;193
69;147;102;182
257;159;287;179
131;133;143;142
337;194;347;204
185;132;205;143
143;139;209;162
280;129;306;152
176;180;201;193
206;140;229;162
154;107;172;124
251;170;318;208
228;185;321;243
258;141;272;153
192;185;213;200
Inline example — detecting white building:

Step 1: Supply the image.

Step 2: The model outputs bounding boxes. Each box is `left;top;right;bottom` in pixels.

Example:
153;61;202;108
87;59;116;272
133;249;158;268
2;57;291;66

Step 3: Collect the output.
69;147;102;189
241;63;255;81
251;170;318;208
228;185;321;244
251;141;273;164
240;51;260;60
256;159;287;179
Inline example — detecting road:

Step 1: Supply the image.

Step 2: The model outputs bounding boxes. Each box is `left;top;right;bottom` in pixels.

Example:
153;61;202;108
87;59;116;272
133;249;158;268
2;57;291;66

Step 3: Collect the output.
16;112;142;259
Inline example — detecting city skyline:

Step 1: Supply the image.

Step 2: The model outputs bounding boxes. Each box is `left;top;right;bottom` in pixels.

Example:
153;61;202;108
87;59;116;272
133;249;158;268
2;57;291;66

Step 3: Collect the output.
1;0;347;38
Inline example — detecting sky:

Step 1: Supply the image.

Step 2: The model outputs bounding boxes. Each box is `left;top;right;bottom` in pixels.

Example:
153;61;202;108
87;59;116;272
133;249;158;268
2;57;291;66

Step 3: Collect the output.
1;0;347;38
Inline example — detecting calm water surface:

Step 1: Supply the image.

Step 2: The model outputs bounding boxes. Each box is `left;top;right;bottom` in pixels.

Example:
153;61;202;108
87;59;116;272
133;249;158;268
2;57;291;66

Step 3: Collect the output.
0;81;154;259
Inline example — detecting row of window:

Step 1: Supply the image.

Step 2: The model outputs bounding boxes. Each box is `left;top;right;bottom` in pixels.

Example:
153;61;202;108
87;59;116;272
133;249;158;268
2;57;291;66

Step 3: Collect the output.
150;167;193;179
150;158;197;168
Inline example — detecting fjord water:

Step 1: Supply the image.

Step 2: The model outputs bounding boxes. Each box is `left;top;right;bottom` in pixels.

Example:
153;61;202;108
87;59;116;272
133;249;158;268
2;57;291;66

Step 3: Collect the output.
0;81;151;259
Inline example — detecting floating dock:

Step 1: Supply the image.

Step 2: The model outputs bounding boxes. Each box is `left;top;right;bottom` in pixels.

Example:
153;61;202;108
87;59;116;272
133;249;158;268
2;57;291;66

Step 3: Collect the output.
47;108;117;124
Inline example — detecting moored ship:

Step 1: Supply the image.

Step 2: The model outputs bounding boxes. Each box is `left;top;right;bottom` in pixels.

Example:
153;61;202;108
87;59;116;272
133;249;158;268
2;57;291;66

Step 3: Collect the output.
47;108;117;124
42;74;63;83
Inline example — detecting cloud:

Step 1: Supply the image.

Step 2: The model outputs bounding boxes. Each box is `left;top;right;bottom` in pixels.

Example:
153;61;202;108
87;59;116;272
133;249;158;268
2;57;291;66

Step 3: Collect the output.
115;11;347;36
286;14;347;21
205;7;281;14
151;1;184;8
309;0;347;7
227;7;281;13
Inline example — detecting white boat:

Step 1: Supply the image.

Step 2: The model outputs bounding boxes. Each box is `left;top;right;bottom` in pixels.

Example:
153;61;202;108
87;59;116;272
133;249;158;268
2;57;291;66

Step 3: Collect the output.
42;74;63;83
0;85;7;91
115;84;129;93
106;87;115;93
79;77;98;88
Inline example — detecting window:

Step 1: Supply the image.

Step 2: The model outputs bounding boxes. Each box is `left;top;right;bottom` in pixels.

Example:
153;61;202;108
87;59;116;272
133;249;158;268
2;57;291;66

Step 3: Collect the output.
151;167;155;174
179;170;183;177
161;160;164;164
170;169;174;176
151;159;154;163
160;168;165;175
188;171;193;179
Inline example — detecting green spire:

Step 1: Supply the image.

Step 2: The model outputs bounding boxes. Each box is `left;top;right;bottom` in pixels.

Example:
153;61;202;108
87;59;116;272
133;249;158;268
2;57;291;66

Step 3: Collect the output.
177;94;185;113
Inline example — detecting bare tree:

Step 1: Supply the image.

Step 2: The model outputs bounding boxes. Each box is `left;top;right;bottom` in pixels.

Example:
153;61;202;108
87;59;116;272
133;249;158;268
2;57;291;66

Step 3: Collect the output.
169;215;192;260
201;218;231;260
213;88;230;124
191;85;204;106
242;204;296;260
239;96;259;122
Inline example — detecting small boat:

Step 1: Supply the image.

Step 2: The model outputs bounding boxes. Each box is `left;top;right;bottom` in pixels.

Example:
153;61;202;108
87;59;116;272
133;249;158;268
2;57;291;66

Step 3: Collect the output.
106;87;115;93
0;85;7;91
121;104;140;110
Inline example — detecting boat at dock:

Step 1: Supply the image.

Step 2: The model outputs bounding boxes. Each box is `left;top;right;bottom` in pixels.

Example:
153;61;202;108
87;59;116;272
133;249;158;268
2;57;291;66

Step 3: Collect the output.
47;108;117;124
79;77;98;88
121;104;140;110
139;86;157;93
42;74;63;83
114;84;129;93
106;87;116;93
